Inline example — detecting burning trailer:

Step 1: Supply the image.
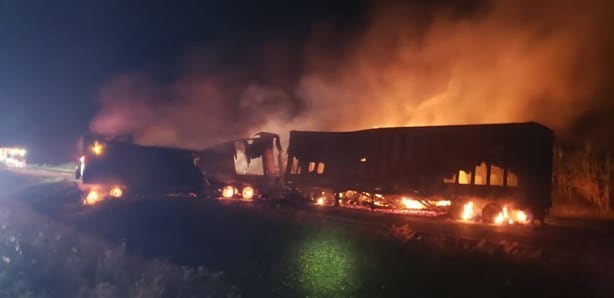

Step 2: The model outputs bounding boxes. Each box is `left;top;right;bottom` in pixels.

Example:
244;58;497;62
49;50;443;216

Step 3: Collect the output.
75;135;204;205
285;122;553;223
197;132;283;200
197;122;552;224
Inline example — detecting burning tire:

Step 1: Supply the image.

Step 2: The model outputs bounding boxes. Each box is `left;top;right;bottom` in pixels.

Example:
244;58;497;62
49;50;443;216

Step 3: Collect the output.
481;203;502;224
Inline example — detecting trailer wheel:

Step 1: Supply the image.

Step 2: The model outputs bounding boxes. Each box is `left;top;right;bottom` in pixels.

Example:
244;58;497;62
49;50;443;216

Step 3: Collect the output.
481;203;502;224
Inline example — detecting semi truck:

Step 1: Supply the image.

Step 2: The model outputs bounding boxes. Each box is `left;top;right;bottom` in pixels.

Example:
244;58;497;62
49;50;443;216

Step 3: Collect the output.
75;135;204;205
77;122;554;224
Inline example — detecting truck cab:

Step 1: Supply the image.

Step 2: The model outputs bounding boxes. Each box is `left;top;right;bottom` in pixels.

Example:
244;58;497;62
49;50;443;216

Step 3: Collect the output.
76;135;205;205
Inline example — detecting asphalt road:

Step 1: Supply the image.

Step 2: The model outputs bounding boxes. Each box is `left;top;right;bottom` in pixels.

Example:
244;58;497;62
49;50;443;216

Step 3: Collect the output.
7;165;74;178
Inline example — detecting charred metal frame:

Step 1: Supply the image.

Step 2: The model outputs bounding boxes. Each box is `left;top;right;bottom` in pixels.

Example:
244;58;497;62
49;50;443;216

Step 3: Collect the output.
197;132;283;196
285;122;553;219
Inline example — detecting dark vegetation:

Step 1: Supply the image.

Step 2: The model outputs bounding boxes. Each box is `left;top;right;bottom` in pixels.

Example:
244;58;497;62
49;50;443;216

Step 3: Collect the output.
553;144;614;217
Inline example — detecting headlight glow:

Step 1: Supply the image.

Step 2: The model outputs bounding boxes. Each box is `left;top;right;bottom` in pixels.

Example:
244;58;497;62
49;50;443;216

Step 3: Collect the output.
91;141;104;155
222;185;235;198
242;186;255;200
109;187;123;198
85;190;100;205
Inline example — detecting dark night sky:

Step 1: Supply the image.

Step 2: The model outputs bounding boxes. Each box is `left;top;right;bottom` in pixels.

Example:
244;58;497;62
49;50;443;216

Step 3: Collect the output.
1;0;612;162
0;0;368;162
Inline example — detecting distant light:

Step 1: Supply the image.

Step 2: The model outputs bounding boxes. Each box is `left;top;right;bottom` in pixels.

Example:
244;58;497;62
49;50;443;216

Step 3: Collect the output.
360;157;367;162
316;197;325;205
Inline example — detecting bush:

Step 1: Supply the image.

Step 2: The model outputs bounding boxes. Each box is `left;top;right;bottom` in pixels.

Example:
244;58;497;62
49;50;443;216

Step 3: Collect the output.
554;144;613;212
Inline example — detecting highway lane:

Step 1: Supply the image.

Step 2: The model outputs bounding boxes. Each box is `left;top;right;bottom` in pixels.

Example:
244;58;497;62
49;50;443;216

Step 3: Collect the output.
7;165;74;179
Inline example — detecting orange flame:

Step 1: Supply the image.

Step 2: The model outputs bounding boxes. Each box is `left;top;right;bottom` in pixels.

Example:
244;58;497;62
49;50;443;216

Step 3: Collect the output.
461;202;474;221
401;198;425;210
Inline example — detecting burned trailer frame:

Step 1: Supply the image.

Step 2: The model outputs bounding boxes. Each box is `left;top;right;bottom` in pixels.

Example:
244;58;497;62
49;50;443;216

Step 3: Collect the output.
197;132;283;199
76;135;205;203
285;122;554;222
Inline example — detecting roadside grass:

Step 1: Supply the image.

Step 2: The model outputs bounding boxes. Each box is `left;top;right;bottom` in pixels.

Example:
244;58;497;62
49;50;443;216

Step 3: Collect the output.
0;171;603;297
0;174;239;297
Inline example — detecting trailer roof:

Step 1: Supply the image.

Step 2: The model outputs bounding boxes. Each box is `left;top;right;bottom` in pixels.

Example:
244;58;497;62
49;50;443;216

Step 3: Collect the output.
290;121;552;135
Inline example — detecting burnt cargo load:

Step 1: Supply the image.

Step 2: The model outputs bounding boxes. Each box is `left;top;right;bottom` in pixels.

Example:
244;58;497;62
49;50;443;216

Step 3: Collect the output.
76;135;204;201
285;122;553;222
197;133;283;200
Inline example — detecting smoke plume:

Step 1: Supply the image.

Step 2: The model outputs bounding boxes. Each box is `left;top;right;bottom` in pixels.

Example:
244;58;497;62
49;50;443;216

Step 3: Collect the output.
90;0;613;149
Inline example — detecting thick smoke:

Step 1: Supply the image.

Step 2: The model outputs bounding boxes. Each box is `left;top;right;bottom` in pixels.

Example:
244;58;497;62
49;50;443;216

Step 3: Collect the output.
90;0;613;149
